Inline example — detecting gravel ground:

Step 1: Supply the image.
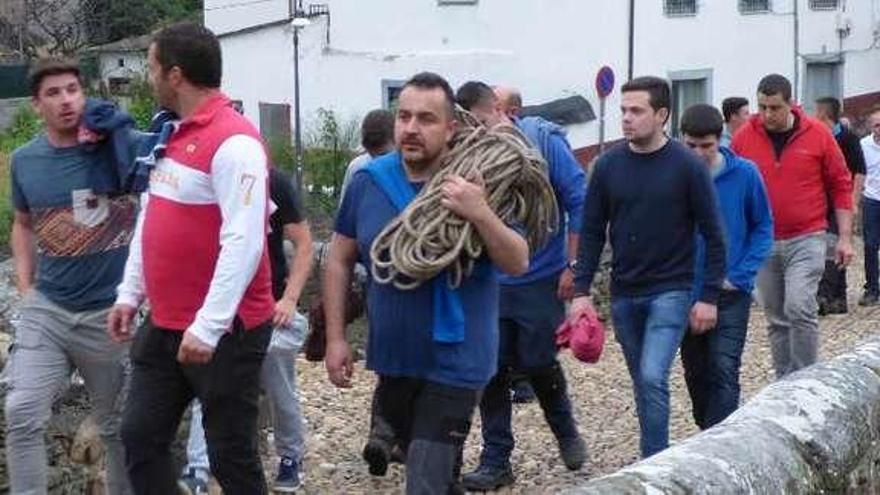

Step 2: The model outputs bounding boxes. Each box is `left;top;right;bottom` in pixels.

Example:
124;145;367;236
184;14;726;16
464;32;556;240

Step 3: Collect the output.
277;253;880;494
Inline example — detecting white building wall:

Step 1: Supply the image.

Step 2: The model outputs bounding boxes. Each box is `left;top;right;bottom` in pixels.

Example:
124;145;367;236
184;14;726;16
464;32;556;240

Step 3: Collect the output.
209;0;880;152
98;51;148;84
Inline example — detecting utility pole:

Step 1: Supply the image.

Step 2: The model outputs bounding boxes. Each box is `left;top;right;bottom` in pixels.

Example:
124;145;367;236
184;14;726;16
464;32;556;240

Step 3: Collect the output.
627;0;635;81
793;0;800;101
291;0;306;194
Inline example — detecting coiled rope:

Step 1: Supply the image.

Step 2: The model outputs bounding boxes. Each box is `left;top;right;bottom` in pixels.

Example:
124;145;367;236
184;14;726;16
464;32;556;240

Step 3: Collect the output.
369;110;560;290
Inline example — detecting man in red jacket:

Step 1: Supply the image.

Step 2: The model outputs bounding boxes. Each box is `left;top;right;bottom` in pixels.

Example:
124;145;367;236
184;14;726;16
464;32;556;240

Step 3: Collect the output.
731;74;853;379
106;23;275;494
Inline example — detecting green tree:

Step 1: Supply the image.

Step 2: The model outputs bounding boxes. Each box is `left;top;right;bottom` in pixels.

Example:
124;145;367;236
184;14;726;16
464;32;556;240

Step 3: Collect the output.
82;0;203;45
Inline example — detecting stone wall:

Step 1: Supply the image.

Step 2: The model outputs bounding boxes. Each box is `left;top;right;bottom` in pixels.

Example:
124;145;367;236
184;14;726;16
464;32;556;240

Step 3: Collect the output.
564;336;880;494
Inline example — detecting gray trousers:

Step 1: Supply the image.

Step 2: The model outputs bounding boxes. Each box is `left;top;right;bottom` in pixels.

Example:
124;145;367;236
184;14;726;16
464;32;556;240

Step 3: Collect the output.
3;290;131;495
756;233;826;379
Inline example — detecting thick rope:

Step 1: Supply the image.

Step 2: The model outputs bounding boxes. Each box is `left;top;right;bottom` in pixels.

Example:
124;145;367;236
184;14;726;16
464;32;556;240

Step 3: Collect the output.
369;110;560;290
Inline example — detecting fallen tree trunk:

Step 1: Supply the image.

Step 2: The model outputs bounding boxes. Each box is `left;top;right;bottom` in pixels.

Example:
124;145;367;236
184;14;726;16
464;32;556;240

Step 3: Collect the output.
564;336;880;494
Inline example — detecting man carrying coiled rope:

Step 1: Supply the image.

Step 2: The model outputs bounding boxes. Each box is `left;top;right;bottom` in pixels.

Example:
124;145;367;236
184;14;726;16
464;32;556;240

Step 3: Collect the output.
455;81;587;492
322;72;529;494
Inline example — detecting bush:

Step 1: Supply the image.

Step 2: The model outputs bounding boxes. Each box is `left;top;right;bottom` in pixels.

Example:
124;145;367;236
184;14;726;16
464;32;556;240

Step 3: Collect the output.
0;105;41;246
0;153;12;248
268;108;359;219
0;105;41;154
125;79;157;130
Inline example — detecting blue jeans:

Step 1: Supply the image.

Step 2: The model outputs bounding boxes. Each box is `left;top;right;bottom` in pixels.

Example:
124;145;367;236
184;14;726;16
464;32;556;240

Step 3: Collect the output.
478;275;579;469
680;289;752;430
864;197;880;295
610;290;690;458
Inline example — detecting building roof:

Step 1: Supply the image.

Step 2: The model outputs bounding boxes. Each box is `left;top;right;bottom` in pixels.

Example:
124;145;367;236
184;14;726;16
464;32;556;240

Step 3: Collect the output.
521;95;596;126
89;34;152;53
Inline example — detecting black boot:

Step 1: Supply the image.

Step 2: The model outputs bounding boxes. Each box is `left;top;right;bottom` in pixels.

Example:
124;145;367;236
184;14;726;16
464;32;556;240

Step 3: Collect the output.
528;364;587;470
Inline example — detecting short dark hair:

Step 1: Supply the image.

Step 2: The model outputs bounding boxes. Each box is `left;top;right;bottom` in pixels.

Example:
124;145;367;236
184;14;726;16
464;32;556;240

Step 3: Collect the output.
360;109;394;153
621;76;671;114
680;104;724;139
401;72;456;118
501;89;522;110
815;96;842;122
721;97;749;122
152;22;222;88
757;74;792;101
28;57;81;97
455;81;494;111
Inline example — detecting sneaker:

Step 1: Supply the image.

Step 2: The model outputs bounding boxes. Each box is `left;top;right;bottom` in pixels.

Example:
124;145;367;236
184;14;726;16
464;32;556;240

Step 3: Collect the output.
177;468;209;495
511;379;536;404
461;465;515;491
273;456;302;493
558;435;588;471
389;444;406;464
859;292;879;306
362;440;391;476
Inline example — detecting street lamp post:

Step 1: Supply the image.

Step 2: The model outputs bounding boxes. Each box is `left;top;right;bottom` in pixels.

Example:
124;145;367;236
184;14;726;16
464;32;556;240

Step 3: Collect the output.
290;2;330;194
291;10;310;195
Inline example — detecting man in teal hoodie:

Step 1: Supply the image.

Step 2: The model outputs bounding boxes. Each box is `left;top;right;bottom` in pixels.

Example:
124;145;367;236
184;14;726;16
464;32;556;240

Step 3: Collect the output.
679;104;774;429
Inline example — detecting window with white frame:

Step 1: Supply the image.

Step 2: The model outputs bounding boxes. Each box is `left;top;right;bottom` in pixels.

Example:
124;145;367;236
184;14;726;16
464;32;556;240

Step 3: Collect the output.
739;0;770;14
382;80;406;111
664;0;697;16
809;0;839;10
669;69;713;137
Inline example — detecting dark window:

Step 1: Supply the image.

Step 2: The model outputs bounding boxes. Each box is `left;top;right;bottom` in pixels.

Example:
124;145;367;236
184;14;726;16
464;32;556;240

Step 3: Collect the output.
739;0;770;14
108;77;131;95
117;58;125;68
671;77;708;137
438;0;477;4
809;0;839;10
664;0;697;16
382;80;405;111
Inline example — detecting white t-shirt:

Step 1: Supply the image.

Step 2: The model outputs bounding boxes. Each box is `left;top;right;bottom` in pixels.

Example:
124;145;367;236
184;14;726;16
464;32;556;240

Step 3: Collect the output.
340;152;372;199
861;135;880;201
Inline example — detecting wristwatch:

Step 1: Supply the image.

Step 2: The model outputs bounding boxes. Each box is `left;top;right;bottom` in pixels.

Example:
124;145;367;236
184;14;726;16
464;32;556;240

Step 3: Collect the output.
567;259;578;271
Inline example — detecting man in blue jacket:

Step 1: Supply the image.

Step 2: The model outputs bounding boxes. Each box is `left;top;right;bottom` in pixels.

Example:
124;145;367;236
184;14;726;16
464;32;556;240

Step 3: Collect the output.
679;104;773;429
455;81;587;491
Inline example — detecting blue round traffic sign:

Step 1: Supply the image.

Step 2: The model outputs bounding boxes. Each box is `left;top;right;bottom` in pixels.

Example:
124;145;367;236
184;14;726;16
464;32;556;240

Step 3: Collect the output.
596;66;615;98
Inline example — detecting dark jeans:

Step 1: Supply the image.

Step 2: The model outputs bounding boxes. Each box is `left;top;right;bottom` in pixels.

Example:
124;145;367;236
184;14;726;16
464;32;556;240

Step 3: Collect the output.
818;258;847;307
610;290;690;458
479;275;579;469
680;289;752;430
371;376;479;495
121;317;271;495
864;197;880;295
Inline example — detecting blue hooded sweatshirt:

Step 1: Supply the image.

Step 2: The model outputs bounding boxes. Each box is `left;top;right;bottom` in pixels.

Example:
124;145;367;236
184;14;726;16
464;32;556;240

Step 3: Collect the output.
693;147;774;298
499;116;586;285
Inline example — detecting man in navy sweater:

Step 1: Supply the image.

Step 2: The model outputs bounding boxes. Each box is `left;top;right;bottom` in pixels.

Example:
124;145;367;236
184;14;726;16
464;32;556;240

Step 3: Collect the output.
570;76;726;458
455;81;587;491
678;104;773;430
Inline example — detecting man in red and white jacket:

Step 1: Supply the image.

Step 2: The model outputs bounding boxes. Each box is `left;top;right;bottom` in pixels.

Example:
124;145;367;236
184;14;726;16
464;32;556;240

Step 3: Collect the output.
106;23;275;495
732;73;853;380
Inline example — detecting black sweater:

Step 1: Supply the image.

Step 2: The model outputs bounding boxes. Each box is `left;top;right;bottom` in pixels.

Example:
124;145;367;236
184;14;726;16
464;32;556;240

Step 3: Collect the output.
574;140;726;303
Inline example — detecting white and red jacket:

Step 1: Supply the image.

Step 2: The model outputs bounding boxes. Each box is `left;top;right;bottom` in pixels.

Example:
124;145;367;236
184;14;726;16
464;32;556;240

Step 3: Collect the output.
117;93;274;347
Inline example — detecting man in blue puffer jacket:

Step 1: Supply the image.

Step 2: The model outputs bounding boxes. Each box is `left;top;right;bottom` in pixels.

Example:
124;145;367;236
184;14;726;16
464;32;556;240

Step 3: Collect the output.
680;104;774;430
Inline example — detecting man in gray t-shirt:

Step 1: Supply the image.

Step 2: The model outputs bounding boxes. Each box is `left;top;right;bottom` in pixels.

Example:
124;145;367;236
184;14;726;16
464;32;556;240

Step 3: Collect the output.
4;58;136;495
